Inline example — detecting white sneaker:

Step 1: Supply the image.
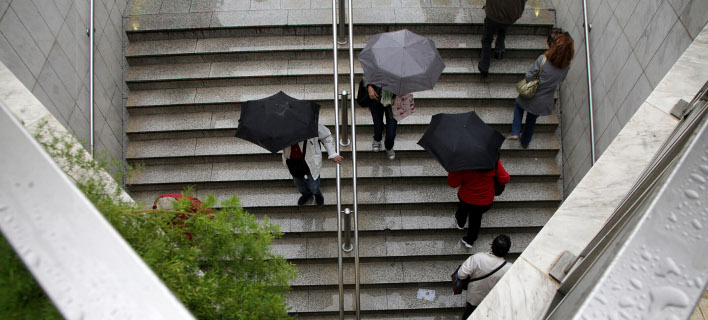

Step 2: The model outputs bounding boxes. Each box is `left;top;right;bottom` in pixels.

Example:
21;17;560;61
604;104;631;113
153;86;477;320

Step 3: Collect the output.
372;140;381;152
508;134;519;140
386;149;395;160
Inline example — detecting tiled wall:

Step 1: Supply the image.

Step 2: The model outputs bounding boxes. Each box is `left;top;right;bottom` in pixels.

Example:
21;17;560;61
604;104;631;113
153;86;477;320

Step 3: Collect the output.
551;0;708;196
0;0;129;163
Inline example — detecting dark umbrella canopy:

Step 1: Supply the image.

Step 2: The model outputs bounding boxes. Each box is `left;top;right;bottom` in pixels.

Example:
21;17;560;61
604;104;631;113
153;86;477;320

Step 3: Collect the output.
358;29;445;95
235;91;320;153
417;111;505;172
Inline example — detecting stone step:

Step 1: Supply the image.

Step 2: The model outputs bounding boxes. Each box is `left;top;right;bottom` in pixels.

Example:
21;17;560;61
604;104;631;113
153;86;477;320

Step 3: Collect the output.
127;154;559;185
291;256;507;287
125;7;554;38
125;103;558;140
293;311;462;320
255;204;555;237
125;128;559;161
128;178;561;209
272;230;535;261
125;80;524;108
287;283;466;315
125;57;538;90
125;33;547;60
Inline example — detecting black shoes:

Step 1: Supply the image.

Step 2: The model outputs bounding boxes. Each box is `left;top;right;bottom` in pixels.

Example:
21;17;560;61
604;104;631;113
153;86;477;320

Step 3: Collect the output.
494;51;504;60
315;194;325;207
297;195;312;205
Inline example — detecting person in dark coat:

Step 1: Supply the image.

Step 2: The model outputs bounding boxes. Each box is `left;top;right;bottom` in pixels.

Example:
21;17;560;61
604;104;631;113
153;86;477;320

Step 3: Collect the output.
510;34;575;148
448;160;510;248
478;0;527;78
366;82;398;160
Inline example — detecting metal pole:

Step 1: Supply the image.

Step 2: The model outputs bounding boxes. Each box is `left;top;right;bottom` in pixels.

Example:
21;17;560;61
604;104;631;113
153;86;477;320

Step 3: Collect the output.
330;1;344;318
340;90;350;146
342;208;353;252
338;0;347;44
582;0;595;165
346;0;360;318
89;0;95;156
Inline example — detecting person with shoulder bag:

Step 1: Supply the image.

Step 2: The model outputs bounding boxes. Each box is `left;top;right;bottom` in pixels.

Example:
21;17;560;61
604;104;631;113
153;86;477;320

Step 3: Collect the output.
511;34;575;148
282;123;343;206
455;234;513;318
359;79;399;160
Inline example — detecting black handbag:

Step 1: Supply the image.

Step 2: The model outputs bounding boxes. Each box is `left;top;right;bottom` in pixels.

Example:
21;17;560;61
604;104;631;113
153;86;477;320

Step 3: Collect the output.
494;160;505;196
356;80;382;108
285;142;310;178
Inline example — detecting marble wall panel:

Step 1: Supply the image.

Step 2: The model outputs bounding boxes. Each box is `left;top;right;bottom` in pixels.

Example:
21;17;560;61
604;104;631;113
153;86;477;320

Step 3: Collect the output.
0;0;129;165
555;0;705;195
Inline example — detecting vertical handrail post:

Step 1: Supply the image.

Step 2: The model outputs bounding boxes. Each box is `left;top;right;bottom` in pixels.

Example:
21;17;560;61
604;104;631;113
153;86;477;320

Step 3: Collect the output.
340;90;350;146
89;0;95;156
342;208;353;252
337;0;347;44
329;0;345;318
582;0;596;165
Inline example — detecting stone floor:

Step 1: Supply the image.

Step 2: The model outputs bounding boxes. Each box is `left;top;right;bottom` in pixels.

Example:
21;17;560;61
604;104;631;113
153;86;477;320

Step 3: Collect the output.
126;0;555;30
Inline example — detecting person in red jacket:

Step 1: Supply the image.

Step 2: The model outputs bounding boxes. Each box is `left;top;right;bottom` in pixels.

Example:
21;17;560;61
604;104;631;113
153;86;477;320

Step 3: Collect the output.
448;160;510;248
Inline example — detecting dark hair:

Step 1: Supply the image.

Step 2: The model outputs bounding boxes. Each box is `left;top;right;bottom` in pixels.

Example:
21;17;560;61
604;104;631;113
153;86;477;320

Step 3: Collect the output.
547;28;570;48
544;34;575;69
491;234;511;258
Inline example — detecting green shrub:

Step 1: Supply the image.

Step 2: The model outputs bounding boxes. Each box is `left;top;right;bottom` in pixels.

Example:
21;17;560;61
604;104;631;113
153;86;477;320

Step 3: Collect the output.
0;127;296;319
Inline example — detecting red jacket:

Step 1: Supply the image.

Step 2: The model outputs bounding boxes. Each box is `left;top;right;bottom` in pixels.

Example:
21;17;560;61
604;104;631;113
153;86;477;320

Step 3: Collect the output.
447;160;510;205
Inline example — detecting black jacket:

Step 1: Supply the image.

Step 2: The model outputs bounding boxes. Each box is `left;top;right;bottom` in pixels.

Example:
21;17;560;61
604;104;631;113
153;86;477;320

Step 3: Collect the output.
485;0;526;24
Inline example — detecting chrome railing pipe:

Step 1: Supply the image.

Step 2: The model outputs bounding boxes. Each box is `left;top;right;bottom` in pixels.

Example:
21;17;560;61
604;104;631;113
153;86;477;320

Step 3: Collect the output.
89;0;95;156
338;0;347;44
582;0;596;165
345;0;360;318
340;90;350;146
342;208;353;252
330;0;345;318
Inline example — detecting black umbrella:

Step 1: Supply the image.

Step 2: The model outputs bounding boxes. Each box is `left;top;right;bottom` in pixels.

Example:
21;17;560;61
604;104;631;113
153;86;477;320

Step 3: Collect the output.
235;91;320;153
417;111;505;172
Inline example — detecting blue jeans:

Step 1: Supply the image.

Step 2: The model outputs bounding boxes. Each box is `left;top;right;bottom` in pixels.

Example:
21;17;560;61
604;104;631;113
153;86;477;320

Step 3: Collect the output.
511;101;538;148
370;102;398;150
293;175;322;198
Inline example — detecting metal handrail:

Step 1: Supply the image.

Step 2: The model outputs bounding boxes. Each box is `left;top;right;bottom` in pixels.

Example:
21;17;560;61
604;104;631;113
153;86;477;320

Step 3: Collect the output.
345;0;361;317
0;101;195;319
329;1;345;318
340;90;350;146
89;0;95;156
337;0;347;44
582;0;596;165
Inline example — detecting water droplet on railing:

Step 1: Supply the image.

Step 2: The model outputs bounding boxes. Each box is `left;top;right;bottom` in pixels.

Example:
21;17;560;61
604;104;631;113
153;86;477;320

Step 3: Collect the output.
649;286;689;313
630;279;643;289
692;219;703;230
691;173;706;183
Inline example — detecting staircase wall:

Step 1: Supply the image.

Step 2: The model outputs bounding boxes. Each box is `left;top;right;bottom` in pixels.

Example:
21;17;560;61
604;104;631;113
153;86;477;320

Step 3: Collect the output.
551;0;708;197
0;0;129;162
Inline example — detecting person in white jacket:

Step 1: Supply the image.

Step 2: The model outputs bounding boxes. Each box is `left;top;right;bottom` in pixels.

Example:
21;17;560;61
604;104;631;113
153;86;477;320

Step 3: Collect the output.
457;234;513;318
282;123;343;206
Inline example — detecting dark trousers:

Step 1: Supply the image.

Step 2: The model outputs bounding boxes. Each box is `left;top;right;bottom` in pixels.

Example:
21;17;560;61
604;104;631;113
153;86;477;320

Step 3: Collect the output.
455;197;493;245
478;17;511;74
369;102;398;150
293;174;322;198
511;101;539;148
462;302;477;319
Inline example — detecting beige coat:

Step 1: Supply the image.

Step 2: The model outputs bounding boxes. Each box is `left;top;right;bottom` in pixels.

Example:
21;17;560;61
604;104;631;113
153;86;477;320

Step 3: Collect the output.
281;123;338;180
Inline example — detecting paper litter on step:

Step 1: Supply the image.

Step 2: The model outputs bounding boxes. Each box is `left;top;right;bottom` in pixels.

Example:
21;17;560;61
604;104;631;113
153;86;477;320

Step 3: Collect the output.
416;288;436;301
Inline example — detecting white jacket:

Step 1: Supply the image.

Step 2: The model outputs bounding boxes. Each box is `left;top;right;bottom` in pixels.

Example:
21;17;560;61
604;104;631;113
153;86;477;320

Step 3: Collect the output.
458;252;512;306
281;123;338;180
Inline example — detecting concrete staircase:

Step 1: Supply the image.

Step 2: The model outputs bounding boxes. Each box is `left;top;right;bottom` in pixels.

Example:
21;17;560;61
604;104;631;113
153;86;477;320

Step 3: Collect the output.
124;5;558;318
